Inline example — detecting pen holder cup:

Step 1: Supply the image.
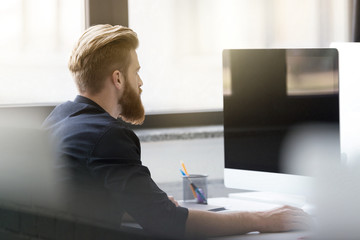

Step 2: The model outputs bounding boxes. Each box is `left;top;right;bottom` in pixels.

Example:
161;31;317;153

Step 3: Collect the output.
182;174;208;204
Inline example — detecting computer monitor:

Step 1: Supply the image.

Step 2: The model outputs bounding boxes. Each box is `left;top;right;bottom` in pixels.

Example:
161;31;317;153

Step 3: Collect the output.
222;48;340;203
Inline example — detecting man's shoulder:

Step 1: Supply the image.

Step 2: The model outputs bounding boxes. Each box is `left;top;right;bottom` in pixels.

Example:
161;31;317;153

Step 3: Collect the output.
45;100;137;140
45;100;110;126
44;101;140;159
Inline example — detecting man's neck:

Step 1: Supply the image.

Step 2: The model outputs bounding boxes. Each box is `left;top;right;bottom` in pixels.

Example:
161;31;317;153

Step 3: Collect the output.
80;92;121;119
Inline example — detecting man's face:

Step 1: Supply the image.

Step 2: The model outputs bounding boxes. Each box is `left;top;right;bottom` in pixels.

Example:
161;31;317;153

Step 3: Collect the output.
118;49;145;125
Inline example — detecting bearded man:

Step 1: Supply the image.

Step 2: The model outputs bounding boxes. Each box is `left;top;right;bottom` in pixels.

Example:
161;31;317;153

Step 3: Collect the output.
43;24;310;239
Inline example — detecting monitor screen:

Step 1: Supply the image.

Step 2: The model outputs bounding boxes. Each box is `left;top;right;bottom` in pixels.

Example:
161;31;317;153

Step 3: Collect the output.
223;49;340;197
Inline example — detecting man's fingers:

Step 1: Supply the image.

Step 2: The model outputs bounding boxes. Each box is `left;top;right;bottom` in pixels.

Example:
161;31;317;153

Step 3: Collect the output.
168;196;179;207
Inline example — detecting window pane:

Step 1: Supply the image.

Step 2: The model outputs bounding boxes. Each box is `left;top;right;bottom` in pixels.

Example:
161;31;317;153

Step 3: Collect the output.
129;0;350;113
0;0;84;105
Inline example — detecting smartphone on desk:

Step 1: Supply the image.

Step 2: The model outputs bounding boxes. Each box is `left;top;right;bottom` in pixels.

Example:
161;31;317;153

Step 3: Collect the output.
178;200;226;212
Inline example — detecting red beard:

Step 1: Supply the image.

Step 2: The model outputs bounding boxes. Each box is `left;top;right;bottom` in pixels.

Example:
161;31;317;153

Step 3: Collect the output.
118;80;145;125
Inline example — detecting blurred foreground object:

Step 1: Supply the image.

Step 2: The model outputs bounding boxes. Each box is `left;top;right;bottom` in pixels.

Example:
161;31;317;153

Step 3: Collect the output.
0;123;63;210
282;124;360;239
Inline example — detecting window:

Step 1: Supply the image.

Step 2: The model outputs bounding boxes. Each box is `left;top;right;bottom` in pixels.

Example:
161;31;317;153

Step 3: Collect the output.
0;0;84;105
128;0;350;113
0;0;351;110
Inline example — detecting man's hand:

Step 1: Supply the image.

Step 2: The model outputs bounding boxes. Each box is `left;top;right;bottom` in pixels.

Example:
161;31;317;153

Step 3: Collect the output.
256;205;312;232
168;196;179;207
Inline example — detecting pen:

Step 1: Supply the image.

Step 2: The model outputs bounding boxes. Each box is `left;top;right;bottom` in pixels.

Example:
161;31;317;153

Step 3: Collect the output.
180;169;186;177
192;183;207;204
181;161;189;176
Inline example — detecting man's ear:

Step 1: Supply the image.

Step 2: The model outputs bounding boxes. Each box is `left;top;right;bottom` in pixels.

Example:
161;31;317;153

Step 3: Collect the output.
112;70;124;90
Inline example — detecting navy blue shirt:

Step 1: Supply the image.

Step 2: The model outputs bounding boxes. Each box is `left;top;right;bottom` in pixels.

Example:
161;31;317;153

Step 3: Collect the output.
43;95;188;238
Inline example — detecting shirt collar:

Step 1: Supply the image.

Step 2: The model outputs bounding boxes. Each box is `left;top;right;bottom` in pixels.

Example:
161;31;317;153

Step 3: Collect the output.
74;95;106;112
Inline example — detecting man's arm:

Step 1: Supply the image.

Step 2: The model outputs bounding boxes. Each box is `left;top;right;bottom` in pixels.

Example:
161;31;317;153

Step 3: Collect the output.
185;205;310;238
122;196;179;223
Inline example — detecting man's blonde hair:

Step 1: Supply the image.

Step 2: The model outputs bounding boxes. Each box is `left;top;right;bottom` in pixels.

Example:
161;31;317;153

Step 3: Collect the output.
68;24;139;94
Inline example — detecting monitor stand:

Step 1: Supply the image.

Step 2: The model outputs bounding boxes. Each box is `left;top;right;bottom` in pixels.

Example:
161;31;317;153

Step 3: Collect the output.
228;191;308;208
